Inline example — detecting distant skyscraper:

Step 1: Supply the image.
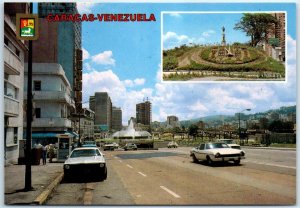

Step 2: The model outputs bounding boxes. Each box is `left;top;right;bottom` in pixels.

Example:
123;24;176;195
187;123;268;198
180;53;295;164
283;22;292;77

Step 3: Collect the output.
112;107;122;131
90;92;112;130
136;101;152;125
167;115;179;127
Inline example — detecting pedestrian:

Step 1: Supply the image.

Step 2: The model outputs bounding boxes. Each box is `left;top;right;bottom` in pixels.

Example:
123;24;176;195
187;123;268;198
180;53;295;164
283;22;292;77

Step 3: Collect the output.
42;144;47;165
49;144;54;163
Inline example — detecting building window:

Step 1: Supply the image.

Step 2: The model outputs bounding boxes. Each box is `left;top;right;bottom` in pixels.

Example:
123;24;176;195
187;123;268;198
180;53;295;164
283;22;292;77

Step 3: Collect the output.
34;81;41;91
4;36;9;46
35;108;41;118
13;127;18;144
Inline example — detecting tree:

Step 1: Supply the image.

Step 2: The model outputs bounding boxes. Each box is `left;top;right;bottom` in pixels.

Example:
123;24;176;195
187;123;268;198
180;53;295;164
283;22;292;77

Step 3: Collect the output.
188;124;199;138
268;120;294;133
234;13;278;47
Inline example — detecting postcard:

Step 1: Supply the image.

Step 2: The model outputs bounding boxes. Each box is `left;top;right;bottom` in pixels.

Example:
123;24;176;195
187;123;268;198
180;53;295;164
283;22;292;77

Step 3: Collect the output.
3;1;296;206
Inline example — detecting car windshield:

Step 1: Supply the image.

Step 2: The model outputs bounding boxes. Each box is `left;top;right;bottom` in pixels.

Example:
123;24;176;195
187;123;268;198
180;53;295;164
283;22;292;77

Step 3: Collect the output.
70;149;101;158
206;143;229;149
220;140;234;144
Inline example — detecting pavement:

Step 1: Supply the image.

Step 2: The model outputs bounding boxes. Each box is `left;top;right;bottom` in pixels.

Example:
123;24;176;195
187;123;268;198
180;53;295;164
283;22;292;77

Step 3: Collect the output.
4;159;64;205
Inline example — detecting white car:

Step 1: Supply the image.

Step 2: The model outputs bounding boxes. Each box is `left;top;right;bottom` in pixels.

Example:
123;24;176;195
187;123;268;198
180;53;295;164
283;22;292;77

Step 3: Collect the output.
217;139;241;149
103;142;119;151
190;142;245;165
64;147;107;181
168;141;178;148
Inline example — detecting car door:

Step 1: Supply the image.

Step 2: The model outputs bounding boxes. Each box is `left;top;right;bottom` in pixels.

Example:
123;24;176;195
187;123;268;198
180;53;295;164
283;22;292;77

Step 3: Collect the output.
198;144;206;160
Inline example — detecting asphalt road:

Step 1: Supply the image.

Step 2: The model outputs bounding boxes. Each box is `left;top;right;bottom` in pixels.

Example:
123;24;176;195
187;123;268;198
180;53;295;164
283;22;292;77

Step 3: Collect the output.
46;147;296;205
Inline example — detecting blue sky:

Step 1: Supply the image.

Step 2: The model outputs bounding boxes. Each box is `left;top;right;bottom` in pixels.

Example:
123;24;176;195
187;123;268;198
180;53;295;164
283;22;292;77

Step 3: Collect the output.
77;3;296;123
163;13;250;49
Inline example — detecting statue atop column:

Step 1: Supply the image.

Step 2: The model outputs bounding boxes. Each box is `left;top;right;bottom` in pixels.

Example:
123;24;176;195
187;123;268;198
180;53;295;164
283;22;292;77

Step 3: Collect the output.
221;26;226;46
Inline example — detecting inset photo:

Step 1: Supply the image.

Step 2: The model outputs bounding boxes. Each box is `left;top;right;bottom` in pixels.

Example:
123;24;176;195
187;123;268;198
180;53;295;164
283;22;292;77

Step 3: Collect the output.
162;12;286;82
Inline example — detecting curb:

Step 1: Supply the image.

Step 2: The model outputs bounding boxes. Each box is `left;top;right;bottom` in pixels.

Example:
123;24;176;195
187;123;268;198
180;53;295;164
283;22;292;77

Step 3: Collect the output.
33;172;64;205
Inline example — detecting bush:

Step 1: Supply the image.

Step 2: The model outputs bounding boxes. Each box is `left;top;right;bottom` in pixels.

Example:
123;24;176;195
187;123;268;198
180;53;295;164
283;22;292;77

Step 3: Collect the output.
163;56;178;71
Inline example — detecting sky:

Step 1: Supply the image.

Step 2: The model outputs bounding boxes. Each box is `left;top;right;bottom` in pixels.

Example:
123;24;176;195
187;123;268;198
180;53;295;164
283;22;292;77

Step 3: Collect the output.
163;12;250;49
78;3;296;124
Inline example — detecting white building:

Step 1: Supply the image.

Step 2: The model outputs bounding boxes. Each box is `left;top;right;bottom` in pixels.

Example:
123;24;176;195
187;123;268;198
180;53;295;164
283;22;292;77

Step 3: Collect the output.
4;3;29;164
24;63;76;145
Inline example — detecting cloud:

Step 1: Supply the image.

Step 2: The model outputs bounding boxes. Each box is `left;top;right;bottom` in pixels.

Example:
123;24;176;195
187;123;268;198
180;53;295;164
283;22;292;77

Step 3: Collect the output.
286;35;296;64
77;3;96;14
163;31;209;49
123;78;145;87
83;70;151;124
83;62;93;71
168;13;182;18
201;30;215;37
82;48;90;61
91;51;116;66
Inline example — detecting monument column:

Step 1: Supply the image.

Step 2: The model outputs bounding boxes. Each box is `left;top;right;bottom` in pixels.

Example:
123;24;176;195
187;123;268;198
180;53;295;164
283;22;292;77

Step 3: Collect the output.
221;26;226;46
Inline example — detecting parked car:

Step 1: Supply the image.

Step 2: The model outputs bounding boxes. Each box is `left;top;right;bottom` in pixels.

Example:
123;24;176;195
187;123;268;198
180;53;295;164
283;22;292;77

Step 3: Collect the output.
190;142;245;165
64;147;107;181
103;142;119;151
124;143;137;151
168;141;178;148
217;139;241;149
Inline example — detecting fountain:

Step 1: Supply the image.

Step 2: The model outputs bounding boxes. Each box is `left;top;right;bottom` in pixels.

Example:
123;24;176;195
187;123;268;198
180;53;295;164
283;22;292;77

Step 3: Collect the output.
112;119;151;140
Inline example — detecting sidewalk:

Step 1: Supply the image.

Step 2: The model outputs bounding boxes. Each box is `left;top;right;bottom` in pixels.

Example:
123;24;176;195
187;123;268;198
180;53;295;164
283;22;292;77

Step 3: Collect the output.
4;159;63;205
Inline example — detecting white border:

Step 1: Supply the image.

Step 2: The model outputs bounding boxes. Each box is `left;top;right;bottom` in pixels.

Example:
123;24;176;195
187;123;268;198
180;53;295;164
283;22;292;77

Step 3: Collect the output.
161;11;288;84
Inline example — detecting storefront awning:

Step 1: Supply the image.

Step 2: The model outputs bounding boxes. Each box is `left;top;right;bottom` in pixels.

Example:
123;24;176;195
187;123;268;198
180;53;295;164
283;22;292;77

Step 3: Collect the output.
67;131;79;138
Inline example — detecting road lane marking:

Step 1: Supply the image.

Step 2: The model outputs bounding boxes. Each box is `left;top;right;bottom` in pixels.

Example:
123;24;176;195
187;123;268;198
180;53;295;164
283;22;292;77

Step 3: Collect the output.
138;172;147;177
83;183;95;205
118;160;123;163
126;164;133;169
244;160;296;169
160;186;181;198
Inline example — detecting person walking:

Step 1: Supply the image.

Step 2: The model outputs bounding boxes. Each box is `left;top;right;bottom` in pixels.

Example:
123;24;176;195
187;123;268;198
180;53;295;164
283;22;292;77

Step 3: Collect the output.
42;144;47;165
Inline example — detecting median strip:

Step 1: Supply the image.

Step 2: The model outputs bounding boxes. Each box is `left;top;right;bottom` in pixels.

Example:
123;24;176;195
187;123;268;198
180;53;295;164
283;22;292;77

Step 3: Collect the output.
160;186;181;198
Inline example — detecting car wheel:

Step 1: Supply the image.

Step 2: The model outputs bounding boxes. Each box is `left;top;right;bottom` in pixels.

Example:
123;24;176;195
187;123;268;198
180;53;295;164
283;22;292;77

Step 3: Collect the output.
64;172;70;182
206;155;213;166
234;159;241;165
191;154;198;163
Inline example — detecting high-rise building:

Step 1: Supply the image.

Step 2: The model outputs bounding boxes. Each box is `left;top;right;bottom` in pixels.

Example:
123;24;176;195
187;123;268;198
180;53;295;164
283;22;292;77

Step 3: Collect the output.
265;13;285;62
90;92;112;130
112;107;122;131
35;3;82;111
136;101;152;125
167;115;180;128
4;3;30;164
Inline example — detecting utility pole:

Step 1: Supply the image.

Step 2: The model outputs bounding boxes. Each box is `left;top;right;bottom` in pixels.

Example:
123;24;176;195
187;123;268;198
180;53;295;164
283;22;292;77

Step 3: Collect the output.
24;2;33;191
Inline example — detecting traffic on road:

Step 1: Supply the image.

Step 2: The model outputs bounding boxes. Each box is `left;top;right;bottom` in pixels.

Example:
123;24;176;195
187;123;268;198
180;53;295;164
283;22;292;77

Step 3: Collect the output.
45;145;296;205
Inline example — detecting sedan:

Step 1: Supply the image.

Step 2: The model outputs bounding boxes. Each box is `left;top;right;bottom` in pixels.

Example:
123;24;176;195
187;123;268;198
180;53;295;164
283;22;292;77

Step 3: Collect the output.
190;142;245;165
124;143;137;151
64;147;107;181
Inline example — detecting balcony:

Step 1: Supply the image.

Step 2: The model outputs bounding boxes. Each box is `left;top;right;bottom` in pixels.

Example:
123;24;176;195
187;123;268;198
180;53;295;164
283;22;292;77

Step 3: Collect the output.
4;45;22;75
31;117;72;128
30;91;74;105
4;96;19;116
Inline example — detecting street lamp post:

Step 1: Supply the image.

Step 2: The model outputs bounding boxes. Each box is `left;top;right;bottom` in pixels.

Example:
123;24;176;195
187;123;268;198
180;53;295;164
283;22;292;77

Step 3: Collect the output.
238;108;251;146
